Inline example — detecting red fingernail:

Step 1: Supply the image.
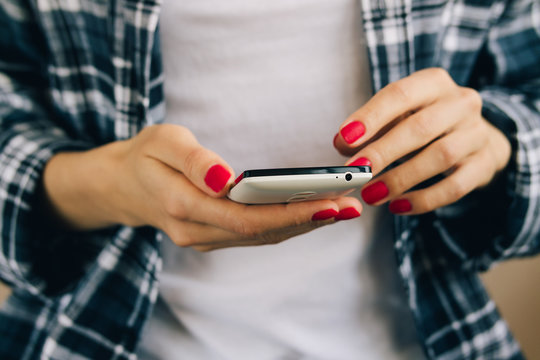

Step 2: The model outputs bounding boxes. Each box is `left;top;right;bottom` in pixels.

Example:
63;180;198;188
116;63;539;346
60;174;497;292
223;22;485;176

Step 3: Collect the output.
389;199;412;214
234;173;244;184
348;157;372;167
340;121;365;144
312;209;339;221
361;181;389;204
204;164;231;193
335;207;361;221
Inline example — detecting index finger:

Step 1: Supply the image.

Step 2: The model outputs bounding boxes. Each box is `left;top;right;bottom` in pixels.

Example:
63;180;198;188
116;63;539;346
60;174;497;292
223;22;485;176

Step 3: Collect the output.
335;68;456;150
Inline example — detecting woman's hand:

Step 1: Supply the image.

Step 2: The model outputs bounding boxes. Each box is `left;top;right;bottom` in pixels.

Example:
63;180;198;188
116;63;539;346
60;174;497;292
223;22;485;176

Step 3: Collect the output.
43;124;362;251
334;68;511;215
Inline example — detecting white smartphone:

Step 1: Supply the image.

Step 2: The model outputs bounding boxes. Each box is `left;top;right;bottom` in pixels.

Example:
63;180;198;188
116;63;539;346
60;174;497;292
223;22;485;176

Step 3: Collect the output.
227;166;372;204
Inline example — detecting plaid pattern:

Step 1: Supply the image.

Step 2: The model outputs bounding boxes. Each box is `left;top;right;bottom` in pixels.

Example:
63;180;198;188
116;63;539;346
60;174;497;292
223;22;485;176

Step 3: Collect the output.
0;0;538;358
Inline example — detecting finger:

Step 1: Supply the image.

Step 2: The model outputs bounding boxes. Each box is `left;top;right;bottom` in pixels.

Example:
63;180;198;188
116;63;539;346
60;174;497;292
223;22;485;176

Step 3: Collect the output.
163;173;343;232
143;124;235;197
193;196;343;237
200;196;363;250
164;220;242;249
360;128;484;205
168;198;363;250
387;149;495;215
335;68;456;152
333;112;410;157
333;196;363;220
347;92;482;176
186;218;335;252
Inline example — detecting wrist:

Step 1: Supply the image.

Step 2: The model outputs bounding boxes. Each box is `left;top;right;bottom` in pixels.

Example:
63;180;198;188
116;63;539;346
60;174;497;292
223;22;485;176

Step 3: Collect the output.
42;140;128;230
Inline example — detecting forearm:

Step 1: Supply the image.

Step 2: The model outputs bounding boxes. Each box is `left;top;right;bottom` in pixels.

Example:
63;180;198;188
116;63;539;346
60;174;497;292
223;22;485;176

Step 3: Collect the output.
42;141;128;230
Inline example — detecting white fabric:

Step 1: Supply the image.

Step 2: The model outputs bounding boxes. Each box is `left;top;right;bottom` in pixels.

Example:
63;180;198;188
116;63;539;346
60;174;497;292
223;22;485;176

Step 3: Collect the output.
138;0;424;359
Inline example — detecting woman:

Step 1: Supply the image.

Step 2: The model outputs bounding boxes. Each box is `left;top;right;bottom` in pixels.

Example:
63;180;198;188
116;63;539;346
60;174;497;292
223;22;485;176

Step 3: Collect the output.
0;0;538;358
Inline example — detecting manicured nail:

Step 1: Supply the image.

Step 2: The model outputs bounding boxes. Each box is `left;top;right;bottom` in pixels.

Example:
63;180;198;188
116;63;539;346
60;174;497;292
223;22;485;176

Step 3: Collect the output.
361;181;389;204
335;207;361;221
348;157;372;167
312;209;339;221
389;199;412;214
234;173;244;184
340;121;366;144
204;164;231;192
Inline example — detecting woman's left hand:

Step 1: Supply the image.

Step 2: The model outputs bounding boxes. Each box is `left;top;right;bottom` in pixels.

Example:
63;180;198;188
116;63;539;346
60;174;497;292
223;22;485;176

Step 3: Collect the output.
334;68;512;215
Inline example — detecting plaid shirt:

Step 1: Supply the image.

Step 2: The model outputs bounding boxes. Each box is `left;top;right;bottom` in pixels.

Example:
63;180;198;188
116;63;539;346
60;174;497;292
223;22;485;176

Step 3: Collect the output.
0;0;538;358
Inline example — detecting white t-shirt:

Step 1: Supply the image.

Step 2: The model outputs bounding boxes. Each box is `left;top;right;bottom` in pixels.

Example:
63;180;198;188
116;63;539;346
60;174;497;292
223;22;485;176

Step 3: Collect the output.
138;1;424;359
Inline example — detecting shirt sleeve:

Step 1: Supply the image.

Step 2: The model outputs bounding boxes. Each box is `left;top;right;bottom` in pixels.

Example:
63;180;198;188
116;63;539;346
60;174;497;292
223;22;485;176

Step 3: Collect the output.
0;3;106;296
429;0;540;271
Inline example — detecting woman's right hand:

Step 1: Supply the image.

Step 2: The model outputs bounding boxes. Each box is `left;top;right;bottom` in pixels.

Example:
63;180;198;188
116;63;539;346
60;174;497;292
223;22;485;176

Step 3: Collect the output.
43;124;362;251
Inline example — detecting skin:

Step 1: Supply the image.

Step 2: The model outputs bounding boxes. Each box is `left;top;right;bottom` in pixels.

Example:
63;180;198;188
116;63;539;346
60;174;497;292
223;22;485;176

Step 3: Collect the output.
334;68;512;214
42;68;511;251
43;124;362;252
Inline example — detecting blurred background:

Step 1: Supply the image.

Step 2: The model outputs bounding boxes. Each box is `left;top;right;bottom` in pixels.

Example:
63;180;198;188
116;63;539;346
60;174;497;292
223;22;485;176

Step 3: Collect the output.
0;256;539;358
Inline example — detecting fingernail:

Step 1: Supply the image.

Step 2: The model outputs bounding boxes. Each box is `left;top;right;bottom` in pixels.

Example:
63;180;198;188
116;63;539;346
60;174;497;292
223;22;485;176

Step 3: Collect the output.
333;133;339;147
234;173;244;184
335;207;361;221
312;209;339;221
205;164;232;192
340;121;366;144
361;181;389;204
348;157;372;167
389;199;412;214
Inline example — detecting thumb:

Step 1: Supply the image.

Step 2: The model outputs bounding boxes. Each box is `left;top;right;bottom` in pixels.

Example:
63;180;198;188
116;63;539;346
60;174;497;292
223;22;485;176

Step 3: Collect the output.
145;125;235;197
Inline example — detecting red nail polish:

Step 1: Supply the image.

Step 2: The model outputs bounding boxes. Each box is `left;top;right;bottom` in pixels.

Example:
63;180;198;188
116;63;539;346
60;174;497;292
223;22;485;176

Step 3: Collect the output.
348;157;372;167
335;207;361;221
361;181;389;204
389;199;412;214
205;164;231;193
312;209;339;221
234;173;244;184
340;121;366;144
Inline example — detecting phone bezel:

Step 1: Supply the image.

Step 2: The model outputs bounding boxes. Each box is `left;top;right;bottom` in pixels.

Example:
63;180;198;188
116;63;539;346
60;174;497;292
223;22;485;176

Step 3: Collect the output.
241;166;371;178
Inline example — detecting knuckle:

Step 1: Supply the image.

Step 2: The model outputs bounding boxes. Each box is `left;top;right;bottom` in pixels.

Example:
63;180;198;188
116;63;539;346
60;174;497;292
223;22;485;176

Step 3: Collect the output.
437;139;459;167
430;67;453;84
134;126;157;149
183;147;207;177
232;218;259;238
168;229;194;248
364;147;386;171
142;125;192;152
162;123;190;139
387;81;410;103
447;176;469;200
360;106;380;125
459;87;483;111
391;173;408;194
163;196;186;220
411;111;434;139
152;124;178;140
193;245;213;253
178;236;196;248
287;208;307;228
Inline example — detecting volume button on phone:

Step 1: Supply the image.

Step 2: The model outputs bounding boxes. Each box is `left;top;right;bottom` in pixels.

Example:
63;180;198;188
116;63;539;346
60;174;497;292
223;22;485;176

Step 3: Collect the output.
293;191;317;196
287;192;317;202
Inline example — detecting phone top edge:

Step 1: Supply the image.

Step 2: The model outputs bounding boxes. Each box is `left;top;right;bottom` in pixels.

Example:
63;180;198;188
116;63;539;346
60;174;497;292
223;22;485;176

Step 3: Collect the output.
242;166;371;178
